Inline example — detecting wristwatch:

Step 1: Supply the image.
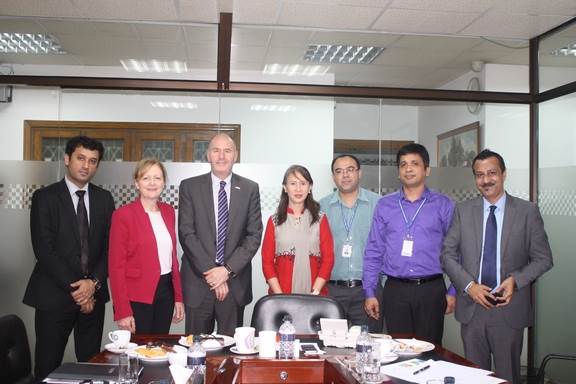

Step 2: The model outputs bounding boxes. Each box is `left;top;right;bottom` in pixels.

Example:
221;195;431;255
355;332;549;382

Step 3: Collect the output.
224;263;236;278
92;278;101;292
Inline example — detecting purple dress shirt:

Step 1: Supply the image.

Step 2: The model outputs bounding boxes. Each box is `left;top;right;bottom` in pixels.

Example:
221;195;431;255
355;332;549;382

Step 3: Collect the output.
363;187;455;298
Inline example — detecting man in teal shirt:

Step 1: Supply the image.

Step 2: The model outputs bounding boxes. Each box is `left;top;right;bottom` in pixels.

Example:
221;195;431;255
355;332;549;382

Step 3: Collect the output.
320;154;383;332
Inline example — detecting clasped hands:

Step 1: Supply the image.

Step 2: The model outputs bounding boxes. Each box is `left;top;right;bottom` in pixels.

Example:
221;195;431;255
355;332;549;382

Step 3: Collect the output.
468;276;515;309
204;266;230;301
70;278;96;314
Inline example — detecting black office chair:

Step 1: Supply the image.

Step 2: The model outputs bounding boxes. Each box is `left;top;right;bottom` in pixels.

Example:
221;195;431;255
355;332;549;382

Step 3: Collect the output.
250;294;345;333
535;354;576;384
0;314;34;384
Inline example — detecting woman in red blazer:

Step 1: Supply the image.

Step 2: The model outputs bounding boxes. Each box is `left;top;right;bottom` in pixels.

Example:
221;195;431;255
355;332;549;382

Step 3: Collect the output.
109;159;184;334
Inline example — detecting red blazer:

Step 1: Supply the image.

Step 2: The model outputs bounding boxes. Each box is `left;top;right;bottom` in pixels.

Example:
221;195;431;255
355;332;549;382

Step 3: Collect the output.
109;199;183;321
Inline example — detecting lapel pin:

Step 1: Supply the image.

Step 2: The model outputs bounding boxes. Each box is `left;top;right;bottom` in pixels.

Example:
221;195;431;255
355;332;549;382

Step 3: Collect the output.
234;186;241;190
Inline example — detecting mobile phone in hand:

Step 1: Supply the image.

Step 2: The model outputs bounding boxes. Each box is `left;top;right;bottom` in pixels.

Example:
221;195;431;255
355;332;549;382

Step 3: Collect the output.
486;291;503;305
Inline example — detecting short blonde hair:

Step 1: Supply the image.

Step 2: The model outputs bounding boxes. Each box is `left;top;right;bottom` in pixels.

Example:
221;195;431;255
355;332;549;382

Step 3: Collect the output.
134;158;167;181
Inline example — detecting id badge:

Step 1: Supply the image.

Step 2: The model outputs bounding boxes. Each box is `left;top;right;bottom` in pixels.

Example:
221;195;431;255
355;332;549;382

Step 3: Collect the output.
401;237;414;257
341;242;353;258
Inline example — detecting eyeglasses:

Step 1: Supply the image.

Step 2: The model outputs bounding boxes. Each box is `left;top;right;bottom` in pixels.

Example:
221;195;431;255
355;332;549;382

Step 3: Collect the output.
334;166;358;175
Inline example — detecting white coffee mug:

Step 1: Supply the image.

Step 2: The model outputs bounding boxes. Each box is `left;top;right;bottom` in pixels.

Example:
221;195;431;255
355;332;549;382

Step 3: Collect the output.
168;346;188;367
258;330;277;358
234;326;255;352
109;329;131;348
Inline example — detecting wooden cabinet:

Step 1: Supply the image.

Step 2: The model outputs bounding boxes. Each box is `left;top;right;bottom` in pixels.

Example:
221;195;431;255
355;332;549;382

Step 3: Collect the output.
23;120;241;162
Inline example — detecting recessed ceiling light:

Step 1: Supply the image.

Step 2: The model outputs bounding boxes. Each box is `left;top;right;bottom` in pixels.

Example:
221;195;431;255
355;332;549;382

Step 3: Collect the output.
0;33;66;54
121;59;188;73
551;43;576;56
263;64;329;76
250;104;296;112
150;101;198;109
303;44;384;64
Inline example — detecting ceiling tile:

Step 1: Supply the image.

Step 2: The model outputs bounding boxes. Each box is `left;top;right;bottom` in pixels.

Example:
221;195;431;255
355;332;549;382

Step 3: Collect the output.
310;31;401;46
372;47;461;67
183;26;218;43
461;9;573;39
74;0;179;21
233;0;282;24
141;41;188;61
278;2;382;29
269;29;314;48
503;0;576;16
232;27;273;47
372;8;481;34
231;61;264;71
0;19;45;33
177;0;219;23
390;35;483;51
184;43;218;61
264;46;307;63
231;45;268;62
389;0;498;14
134;24;183;42
0;0;83;18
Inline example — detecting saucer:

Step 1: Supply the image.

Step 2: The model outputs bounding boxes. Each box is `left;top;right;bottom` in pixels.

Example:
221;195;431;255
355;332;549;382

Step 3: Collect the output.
104;342;137;354
230;346;258;355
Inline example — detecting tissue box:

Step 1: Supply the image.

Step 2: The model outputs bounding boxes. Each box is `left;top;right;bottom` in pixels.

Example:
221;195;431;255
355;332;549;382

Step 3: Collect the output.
318;319;360;348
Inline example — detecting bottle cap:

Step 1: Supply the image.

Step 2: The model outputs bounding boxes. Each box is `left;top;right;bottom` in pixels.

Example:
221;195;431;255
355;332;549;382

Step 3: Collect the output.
444;376;455;384
193;335;201;343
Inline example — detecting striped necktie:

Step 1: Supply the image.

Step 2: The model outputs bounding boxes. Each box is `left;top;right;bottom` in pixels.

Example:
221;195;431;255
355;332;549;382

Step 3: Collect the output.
216;180;228;265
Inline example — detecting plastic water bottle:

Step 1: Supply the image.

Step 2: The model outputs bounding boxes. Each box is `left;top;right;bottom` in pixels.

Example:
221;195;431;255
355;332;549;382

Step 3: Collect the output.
355;325;372;376
187;335;206;375
278;316;296;359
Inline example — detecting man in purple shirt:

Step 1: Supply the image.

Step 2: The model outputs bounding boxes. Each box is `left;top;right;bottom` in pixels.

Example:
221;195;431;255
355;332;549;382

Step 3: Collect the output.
363;143;455;344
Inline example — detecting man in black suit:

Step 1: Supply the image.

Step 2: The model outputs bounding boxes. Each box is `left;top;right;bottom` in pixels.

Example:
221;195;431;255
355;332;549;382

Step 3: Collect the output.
178;133;262;335
23;136;115;380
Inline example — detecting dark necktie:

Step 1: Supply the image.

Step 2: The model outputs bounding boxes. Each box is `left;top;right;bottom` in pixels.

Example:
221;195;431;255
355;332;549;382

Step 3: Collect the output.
216;181;228;265
76;190;89;274
481;205;497;289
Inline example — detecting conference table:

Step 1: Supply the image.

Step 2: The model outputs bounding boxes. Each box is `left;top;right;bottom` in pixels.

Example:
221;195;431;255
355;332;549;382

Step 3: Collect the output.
90;334;484;384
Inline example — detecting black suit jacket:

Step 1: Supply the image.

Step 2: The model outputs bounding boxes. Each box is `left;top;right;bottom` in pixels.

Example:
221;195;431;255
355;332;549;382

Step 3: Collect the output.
23;179;115;311
178;172;263;308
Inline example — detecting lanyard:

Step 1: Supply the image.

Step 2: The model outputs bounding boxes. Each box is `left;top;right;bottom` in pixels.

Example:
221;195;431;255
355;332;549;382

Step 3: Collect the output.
398;197;427;236
340;200;359;239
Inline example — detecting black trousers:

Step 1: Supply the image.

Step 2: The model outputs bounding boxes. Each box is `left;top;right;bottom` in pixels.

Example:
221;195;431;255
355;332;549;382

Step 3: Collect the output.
34;301;105;380
382;277;447;344
131;273;175;334
328;282;385;333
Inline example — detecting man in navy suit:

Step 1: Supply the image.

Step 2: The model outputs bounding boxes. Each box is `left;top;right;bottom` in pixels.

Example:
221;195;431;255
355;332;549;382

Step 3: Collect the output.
23;136;115;380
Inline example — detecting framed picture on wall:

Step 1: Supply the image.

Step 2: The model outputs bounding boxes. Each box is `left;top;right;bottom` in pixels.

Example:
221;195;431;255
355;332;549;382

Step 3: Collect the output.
437;121;480;167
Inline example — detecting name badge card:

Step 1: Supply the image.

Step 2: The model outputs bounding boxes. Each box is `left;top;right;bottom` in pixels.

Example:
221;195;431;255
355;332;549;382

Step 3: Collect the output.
401;238;413;257
342;242;353;258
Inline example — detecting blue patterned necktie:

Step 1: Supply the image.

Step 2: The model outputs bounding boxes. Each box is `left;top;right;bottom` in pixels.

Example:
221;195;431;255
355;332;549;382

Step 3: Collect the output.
481;205;497;289
216;180;228;265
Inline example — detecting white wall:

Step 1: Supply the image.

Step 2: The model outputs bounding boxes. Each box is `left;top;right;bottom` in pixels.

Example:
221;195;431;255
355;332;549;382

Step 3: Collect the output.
0;88;334;165
0;87;61;160
334;102;418;141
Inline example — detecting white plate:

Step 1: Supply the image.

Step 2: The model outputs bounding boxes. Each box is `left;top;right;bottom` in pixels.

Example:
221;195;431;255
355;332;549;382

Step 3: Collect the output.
230;346;259;355
392;338;435;356
104;342;138;354
178;334;235;351
369;333;391;339
133;345;169;362
380;353;399;364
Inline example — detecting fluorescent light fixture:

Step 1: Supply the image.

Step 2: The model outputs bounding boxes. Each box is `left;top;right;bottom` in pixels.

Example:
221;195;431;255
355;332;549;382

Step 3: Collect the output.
263;64;329;76
150;101;198;109
250;104;296;112
121;59;188;73
551;43;576;56
0;33;66;54
303;44;384;64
